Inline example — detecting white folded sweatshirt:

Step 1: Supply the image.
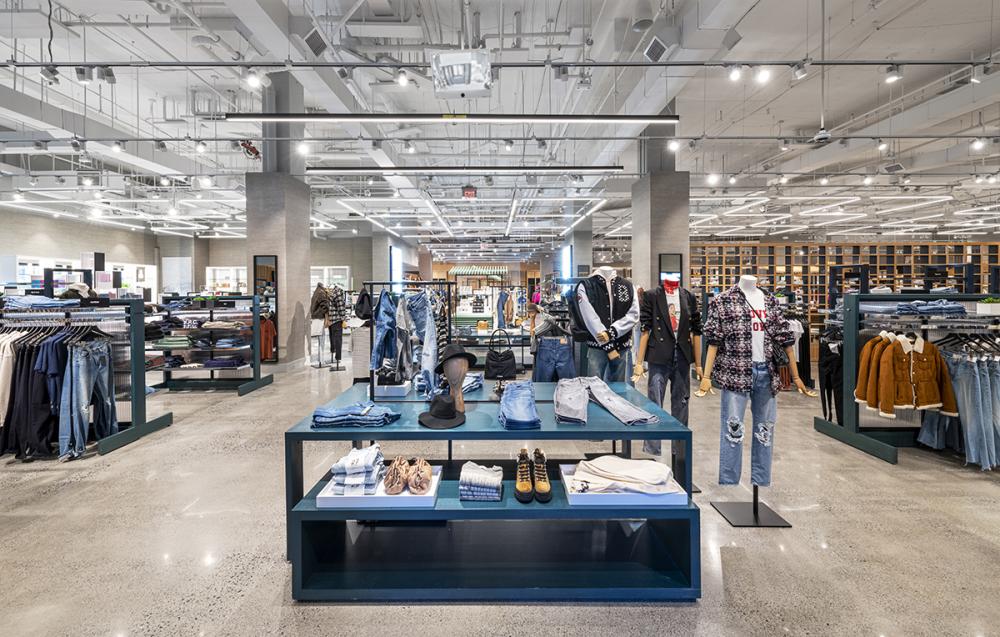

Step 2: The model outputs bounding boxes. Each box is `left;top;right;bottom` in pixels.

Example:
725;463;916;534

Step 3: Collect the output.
571;455;678;495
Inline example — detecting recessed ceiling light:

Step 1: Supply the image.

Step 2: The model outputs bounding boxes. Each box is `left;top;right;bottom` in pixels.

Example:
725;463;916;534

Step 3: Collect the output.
863;176;873;185
245;68;261;88
199;175;213;187
819;176;830;185
504;139;513;152
877;139;888;152
975;175;984;184
195;140;207;153
728;176;737;185
160;176;170;186
81;176;94;187
396;69;409;86
296;141;309;155
706;173;720;186
111;140;123;153
779;175;789;184
167;206;178;217
971;137;986;151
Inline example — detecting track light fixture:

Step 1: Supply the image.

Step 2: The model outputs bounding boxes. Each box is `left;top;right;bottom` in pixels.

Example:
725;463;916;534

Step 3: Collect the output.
81;176;94;187
971;137;986;151
975;175;985;184
167;206;179;217
754;66;771;84
780;139;790;152
154;140;167;151
404;140;415;154
40;65;59;85
28;176;37;186
226;112;680;126
970;64;983;84
706;173;720;186
89;206;102;218
728;175;737;185
96;66;116;84
160;176;171;186
779;175;789;184
75;66;93;85
366;176;375;185
819;176;829;185
246;68;261;88
111;140;123;153
877;139;888;152
503;139;514;152
727;65;742;82
199;175;213;188
396;69;409;86
791;62;809;80
989;175;998;184
195;140;207;153
13;191;23;201
296;141;310;155
885;64;902;84
863;175;874;185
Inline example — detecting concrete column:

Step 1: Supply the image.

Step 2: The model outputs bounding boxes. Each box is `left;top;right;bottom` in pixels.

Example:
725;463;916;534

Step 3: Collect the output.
538;251;555;279
569;217;593;277
631;171;690;290
372;234;391;282
245;172;311;364
418;247;433;281
261;72;305;176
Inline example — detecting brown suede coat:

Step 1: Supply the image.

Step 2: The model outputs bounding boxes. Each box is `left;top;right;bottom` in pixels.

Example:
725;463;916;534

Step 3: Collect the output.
876;336;958;419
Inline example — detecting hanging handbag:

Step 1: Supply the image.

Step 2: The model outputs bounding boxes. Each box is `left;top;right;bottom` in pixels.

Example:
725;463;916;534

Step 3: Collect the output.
736;290;790;371
485;329;518;379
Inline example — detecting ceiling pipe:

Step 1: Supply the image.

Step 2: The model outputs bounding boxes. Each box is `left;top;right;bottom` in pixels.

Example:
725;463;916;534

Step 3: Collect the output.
154;0;243;61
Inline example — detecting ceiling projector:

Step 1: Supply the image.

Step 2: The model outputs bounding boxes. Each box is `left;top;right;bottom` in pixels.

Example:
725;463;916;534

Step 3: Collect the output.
431;50;493;99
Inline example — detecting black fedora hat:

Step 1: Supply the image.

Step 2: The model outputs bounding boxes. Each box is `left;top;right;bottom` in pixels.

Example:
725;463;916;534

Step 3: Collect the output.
418;394;467;430
434;343;477;374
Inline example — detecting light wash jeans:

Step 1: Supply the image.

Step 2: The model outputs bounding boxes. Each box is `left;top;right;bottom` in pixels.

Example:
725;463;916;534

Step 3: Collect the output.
419;298;438;397
585;346;628;383
58;341;118;459
498;381;541;430
977;360;998;469
554;376;658;425
949;356;985;468
719;362;776;486
369;290;397;371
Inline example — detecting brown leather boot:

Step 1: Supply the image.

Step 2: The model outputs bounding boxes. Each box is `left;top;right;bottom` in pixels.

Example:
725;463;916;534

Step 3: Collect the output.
383;455;409;495
515;448;534;503
532;448;552;503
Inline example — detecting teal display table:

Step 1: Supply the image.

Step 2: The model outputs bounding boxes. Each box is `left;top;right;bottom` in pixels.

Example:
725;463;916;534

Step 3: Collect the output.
285;382;701;601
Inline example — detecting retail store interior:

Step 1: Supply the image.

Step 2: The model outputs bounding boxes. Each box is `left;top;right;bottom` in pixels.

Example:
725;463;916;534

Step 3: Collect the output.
2;0;1000;635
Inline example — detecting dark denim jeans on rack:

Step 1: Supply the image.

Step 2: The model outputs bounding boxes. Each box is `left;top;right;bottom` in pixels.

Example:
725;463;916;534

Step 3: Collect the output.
498;381;541;430
532;336;575;382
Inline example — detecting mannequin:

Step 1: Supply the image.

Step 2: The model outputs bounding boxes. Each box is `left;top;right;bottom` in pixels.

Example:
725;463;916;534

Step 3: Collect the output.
633;274;703;460
696;275;816;487
443;356;470;412
575;266;640;383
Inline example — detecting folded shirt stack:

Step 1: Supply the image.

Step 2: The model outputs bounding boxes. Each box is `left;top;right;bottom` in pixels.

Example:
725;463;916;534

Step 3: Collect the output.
311;401;402;428
458;461;503;501
180;362;204;369
145;323;166;341
895;299;966;316
569;455;678;495
163;355;186;368
202;320;246;329
203;356;246;369
153;335;192;350
329;444;387;496
2;295;81;309
462;372;484;394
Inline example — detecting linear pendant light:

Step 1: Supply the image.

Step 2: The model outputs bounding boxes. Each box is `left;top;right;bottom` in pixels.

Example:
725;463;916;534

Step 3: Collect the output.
306;166;623;176
225;113;679;125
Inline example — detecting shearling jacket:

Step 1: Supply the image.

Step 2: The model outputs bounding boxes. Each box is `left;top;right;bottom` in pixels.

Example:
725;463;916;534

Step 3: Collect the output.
876;336;958;419
865;336;896;411
854;335;885;404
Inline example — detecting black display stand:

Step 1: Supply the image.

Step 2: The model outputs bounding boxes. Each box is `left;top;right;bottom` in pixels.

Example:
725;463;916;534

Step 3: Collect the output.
711;485;791;528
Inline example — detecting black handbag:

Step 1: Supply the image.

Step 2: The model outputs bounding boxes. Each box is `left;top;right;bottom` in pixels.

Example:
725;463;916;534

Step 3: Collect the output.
485;329;518;379
736;290;790;371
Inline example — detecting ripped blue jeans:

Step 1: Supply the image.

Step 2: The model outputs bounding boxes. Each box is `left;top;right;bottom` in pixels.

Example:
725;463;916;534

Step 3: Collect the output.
719;362;777;486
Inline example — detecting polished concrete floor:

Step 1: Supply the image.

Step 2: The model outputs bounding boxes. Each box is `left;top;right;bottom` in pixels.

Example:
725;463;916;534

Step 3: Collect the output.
2;362;999;637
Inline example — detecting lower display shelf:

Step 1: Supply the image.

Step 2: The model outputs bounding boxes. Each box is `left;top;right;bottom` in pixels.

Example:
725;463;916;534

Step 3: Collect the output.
292;517;700;601
293;459;694;521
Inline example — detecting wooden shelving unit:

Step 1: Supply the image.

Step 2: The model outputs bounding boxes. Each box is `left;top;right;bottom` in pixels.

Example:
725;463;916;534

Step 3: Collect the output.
690;241;1000;329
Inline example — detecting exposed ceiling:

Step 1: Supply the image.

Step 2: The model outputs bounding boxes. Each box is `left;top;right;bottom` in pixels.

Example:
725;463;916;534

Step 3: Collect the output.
0;0;999;261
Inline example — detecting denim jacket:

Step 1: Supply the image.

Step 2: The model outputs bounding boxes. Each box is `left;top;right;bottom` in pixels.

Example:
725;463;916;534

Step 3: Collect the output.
702;286;795;395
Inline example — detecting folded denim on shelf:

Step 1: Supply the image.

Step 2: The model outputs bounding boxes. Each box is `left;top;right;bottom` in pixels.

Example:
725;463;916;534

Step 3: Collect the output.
555;377;659;425
202;321;246;329
203;357;246;368
2;296;81;309
895;299;967;316
312;401;402;428
213;338;247;349
331;444;384;475
328;482;380;496
498;381;541;430
331;465;386;488
462;372;484;394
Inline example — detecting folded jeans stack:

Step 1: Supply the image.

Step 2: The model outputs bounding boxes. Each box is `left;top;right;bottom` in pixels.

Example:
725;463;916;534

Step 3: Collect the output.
570;455;677;495
458;461;503;501
203;356;246;369
895;299;966;316
312;401;402;428
2;296;81;310
498;380;541;430
462;372;484;394
554;377;659;425
213;337;246;349
329;444;387;495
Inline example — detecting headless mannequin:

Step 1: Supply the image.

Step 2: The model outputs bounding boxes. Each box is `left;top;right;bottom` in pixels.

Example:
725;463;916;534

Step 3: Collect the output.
696;275;815;397
633;275;703;382
591;266;621;361
443;357;470;412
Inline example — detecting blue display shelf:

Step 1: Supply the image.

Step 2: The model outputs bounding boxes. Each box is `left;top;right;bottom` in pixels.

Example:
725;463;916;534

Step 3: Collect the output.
285;382;701;602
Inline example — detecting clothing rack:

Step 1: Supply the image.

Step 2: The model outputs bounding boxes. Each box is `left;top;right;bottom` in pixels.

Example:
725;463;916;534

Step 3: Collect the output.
0;299;173;455
814;293;991;463
364;280;455;401
149;295;273;396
